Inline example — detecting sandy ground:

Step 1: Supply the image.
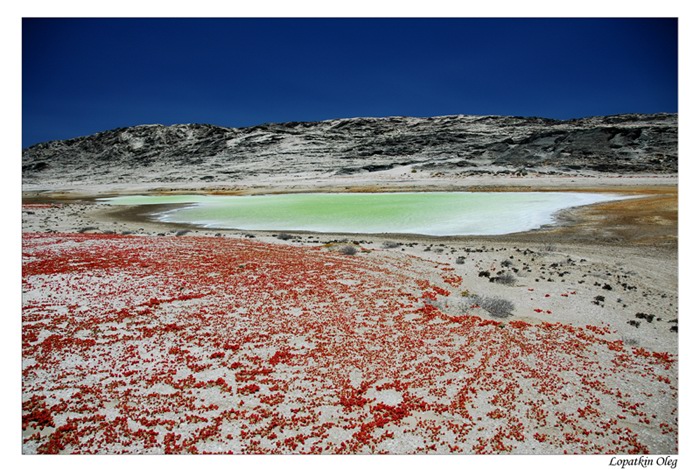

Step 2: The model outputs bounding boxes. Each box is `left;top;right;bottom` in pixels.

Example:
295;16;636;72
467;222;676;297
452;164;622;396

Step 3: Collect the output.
21;175;678;454
22;171;676;198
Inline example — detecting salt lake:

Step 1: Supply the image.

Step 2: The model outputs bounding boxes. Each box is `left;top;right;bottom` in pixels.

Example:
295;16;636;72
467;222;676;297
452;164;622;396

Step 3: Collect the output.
100;192;630;236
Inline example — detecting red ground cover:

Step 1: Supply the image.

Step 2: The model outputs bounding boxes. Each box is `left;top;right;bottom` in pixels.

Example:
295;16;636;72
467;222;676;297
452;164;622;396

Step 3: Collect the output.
22;233;677;454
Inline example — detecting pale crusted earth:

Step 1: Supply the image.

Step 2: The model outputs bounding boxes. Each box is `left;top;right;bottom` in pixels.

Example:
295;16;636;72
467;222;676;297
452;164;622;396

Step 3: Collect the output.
21;185;678;454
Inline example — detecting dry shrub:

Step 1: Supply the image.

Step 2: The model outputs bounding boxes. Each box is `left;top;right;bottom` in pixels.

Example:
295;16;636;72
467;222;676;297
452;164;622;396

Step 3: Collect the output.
492;272;517;286
472;295;515;318
339;245;358;256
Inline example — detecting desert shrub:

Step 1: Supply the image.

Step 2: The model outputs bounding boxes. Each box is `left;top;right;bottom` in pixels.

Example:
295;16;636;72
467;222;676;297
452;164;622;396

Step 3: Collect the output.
455;256;466;265
478;271;491;278
473;295;515;318
277;233;294;240
635;312;655;323
491;272;517;286
500;259;513;268
338;245;358;256
382;241;401;249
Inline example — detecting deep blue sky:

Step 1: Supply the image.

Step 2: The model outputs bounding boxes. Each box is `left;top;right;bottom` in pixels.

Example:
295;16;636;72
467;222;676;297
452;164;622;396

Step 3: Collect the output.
22;18;678;148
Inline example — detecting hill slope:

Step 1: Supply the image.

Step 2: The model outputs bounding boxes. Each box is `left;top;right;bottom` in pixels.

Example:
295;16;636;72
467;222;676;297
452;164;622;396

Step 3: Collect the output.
22;113;677;187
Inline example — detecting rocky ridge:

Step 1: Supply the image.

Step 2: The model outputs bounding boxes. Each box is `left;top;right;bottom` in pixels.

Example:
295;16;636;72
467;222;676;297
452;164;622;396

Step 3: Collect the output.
22;113;677;186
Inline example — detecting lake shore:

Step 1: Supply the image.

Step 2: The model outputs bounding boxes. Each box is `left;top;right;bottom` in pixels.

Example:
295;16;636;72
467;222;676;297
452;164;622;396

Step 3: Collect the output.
22;174;678;248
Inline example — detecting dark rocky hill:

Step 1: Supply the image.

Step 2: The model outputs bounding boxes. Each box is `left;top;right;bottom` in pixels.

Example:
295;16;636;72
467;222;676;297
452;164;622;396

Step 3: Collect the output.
22;113;677;186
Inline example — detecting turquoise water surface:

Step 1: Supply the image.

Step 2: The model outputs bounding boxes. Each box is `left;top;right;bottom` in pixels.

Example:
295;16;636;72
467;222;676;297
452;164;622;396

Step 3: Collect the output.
101;192;628;236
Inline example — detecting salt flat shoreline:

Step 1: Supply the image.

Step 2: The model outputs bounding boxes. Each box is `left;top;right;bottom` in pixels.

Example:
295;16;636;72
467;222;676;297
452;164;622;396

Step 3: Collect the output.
22;174;678;250
21;174;679;454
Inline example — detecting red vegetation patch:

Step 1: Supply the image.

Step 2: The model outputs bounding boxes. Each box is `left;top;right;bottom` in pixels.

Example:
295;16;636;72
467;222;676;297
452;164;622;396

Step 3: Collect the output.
22;233;678;454
442;274;462;288
23;203;60;209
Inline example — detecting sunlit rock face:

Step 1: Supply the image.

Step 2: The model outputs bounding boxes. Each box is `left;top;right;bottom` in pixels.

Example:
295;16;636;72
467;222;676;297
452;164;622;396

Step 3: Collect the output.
22;113;677;186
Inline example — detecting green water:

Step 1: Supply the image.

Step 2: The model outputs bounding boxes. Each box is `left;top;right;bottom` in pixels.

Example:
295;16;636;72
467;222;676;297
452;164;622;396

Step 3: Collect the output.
101;192;627;236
